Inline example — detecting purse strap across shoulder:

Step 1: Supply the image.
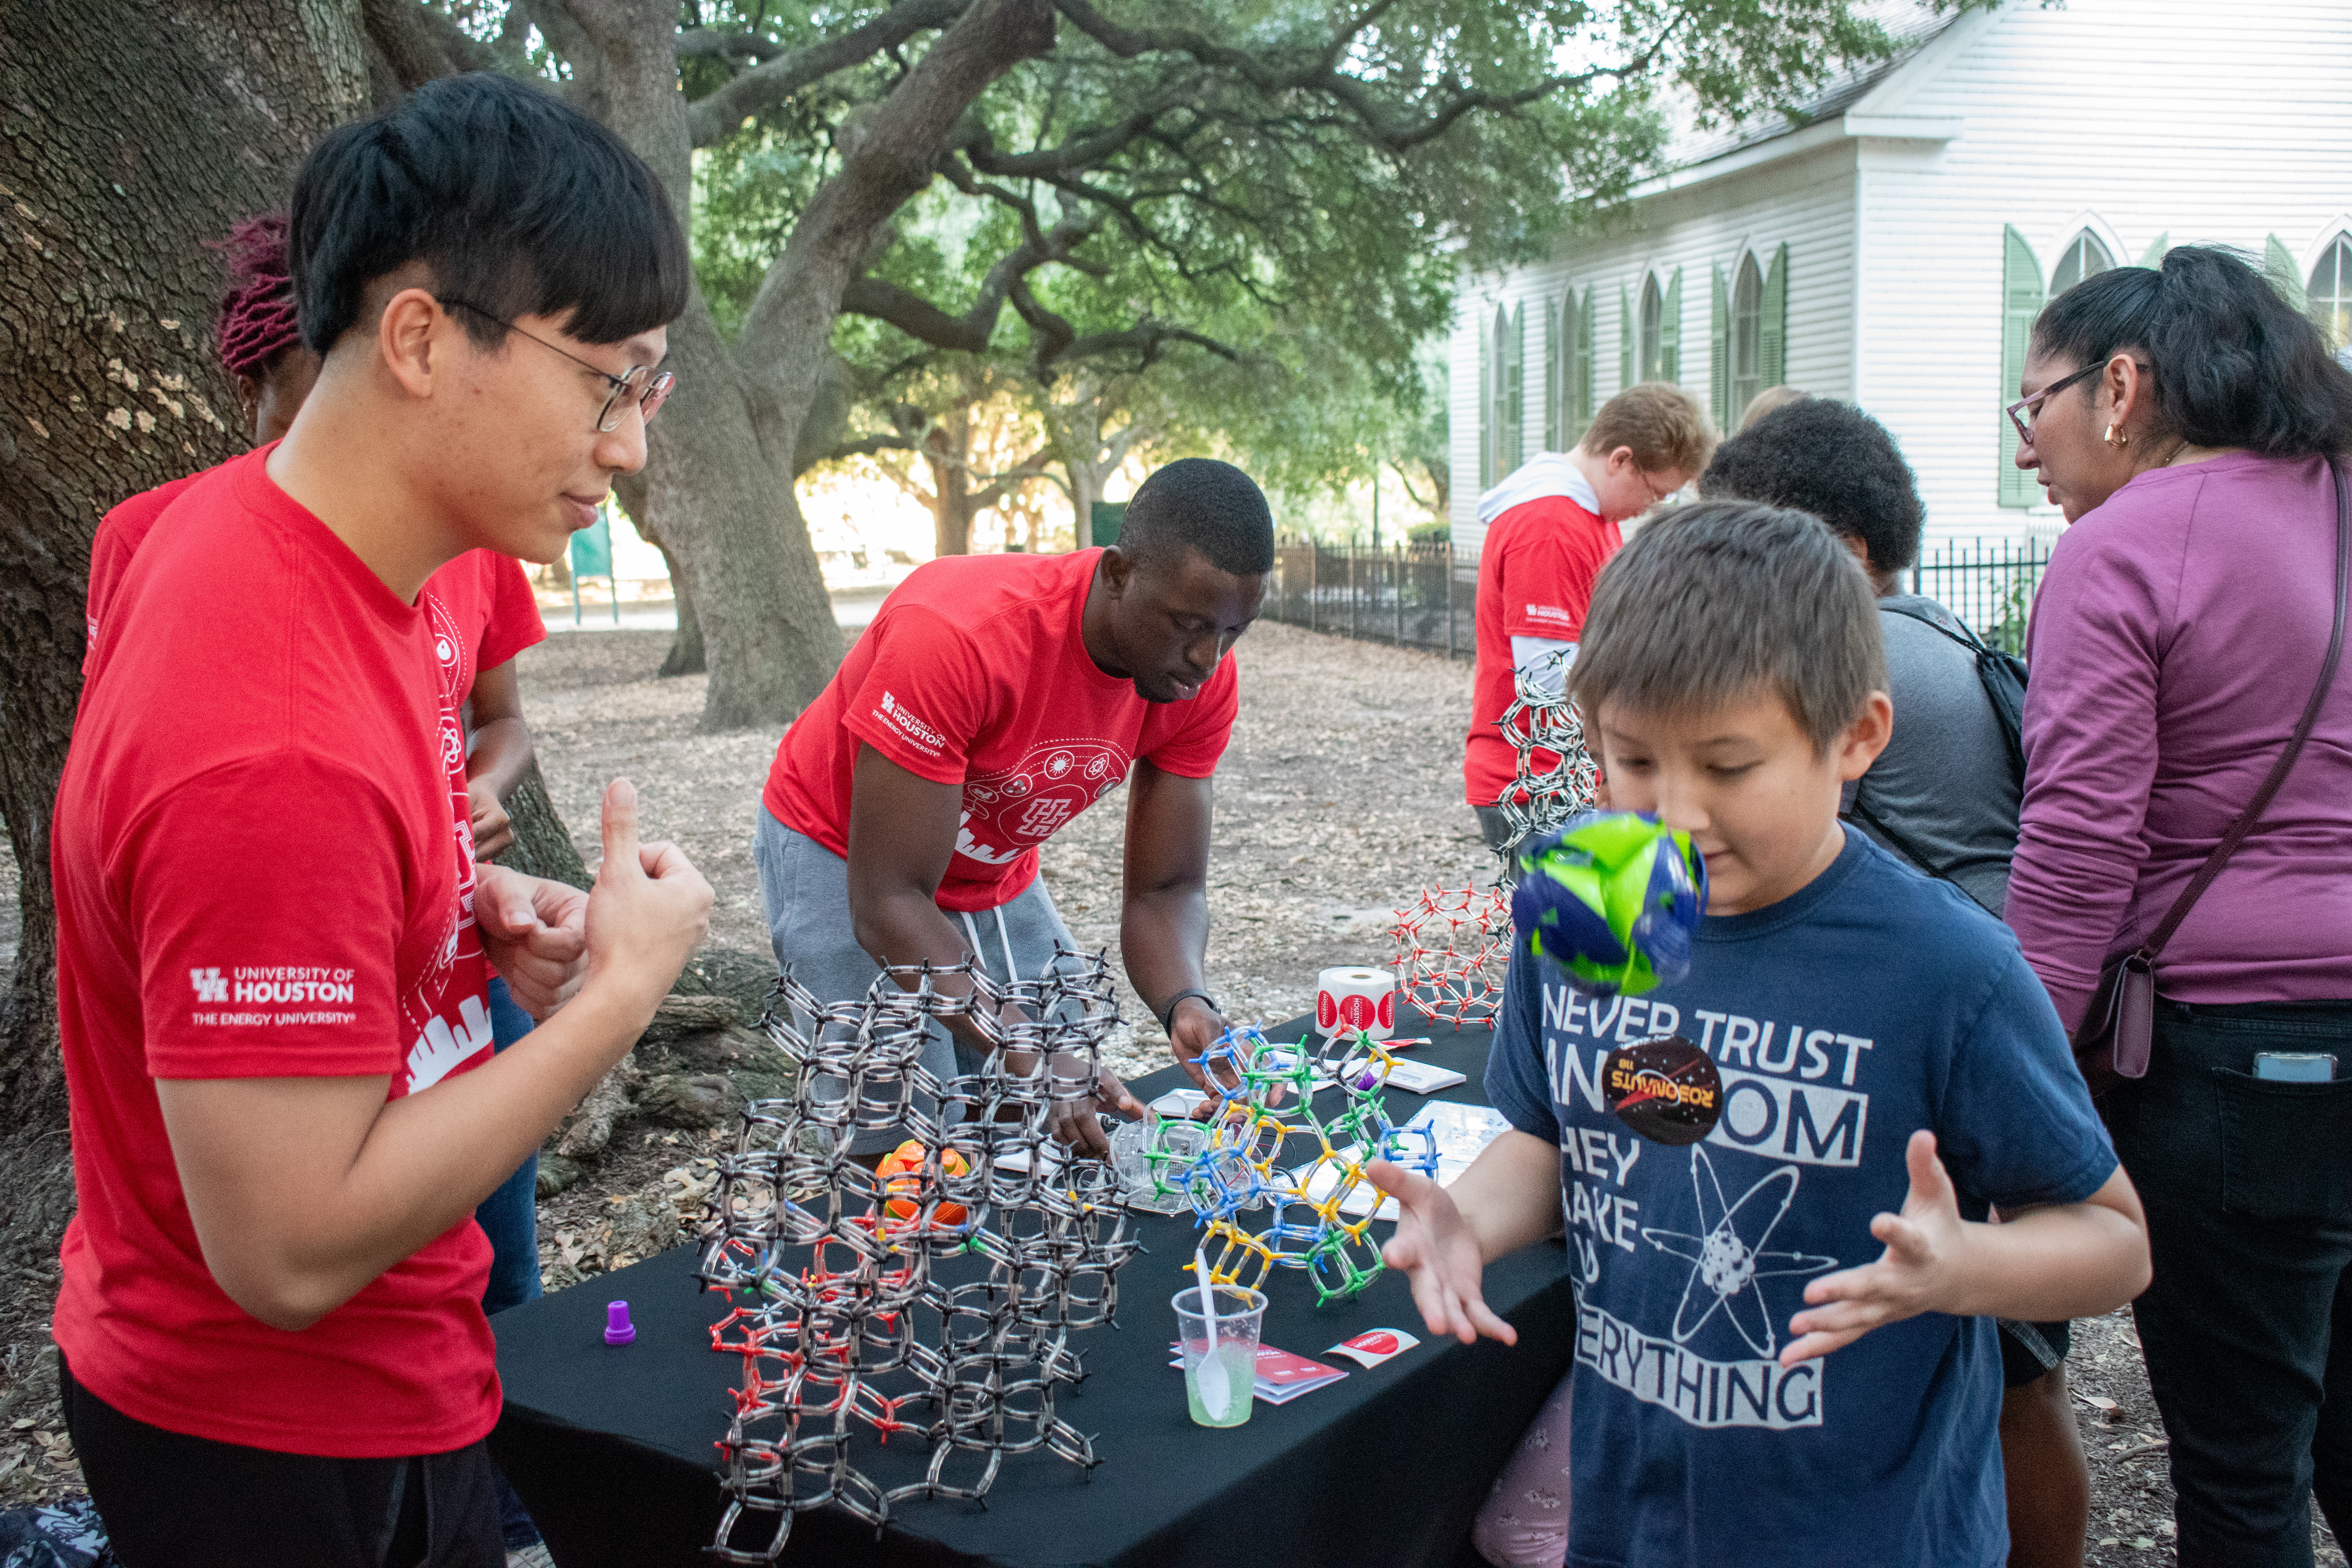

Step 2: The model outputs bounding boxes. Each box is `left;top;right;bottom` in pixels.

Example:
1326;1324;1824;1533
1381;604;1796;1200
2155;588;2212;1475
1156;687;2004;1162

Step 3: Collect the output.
2136;457;2352;965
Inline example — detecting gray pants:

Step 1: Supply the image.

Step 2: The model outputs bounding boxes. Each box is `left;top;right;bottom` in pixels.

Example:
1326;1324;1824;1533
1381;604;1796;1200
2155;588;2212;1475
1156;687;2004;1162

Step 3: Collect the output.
753;808;1087;1153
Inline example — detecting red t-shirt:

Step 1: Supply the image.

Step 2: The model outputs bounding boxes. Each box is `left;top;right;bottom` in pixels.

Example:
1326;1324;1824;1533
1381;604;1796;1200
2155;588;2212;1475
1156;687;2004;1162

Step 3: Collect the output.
763;548;1239;912
83;472;201;671
1463;492;1621;804
53;450;499;1457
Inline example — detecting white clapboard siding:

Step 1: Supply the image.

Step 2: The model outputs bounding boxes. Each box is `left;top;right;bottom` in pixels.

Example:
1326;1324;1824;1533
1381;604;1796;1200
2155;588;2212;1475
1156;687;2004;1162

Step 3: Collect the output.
1450;142;1859;561
1855;0;2352;542
1452;0;2352;554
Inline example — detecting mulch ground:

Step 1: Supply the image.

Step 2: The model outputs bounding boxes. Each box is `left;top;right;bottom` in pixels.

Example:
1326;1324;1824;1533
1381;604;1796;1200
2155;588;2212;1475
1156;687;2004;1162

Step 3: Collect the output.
0;619;2339;1565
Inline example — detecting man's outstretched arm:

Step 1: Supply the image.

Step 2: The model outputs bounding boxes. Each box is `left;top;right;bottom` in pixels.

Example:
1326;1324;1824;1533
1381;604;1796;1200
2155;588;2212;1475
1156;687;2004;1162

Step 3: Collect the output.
847;744;1137;1151
1122;760;1230;1089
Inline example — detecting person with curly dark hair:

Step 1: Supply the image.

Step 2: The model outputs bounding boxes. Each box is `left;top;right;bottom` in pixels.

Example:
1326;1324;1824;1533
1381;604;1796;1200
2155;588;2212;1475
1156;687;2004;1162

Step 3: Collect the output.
1701;400;2087;1568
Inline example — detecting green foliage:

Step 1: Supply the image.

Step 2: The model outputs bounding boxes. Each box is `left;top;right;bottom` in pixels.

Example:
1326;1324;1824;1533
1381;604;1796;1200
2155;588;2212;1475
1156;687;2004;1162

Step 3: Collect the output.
561;0;1919;501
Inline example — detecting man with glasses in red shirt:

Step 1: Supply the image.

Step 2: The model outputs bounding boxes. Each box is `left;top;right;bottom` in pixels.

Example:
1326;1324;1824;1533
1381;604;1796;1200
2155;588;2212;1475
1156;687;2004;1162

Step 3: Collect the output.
52;75;711;1564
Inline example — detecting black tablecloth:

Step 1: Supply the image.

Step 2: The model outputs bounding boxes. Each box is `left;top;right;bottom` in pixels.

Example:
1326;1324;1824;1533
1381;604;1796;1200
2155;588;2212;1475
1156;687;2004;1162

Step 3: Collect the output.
490;1010;1573;1568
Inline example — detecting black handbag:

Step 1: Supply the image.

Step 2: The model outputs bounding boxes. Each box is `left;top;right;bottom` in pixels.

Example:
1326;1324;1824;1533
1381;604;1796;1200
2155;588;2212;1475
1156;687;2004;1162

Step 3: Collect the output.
2076;458;2352;1095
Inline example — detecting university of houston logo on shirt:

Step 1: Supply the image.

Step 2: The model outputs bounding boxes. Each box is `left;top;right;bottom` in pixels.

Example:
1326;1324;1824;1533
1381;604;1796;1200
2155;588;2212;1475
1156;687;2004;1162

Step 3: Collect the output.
954;740;1130;867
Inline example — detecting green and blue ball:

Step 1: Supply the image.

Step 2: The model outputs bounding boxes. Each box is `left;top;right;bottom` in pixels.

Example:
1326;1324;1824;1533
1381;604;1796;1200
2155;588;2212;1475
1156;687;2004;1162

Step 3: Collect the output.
1512;812;1707;997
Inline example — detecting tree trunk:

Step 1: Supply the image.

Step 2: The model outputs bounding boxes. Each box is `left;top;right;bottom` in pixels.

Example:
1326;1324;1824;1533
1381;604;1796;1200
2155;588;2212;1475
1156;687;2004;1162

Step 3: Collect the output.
613;472;704;676
0;0;367;1264
494;760;592;891
646;298;841;726
1070;463;1099;550
570;0;1053;728
926;412;981;557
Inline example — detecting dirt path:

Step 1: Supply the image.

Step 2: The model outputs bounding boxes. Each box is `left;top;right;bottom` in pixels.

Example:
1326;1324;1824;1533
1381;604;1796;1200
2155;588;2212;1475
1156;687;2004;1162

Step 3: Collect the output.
0;620;2336;1564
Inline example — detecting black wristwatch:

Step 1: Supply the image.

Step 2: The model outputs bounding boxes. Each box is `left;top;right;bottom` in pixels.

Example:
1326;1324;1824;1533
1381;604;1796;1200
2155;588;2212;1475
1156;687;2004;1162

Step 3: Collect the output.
1158;989;1219;1035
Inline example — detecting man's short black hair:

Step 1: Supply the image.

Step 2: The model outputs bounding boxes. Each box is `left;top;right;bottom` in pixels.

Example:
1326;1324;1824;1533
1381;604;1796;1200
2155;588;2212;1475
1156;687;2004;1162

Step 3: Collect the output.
1117;459;1275;577
290;73;690;354
1697;399;1924;577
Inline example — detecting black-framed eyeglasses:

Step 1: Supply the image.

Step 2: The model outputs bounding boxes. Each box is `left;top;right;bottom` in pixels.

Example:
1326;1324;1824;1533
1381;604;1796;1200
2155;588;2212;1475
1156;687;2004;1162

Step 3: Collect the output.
438;298;675;432
2004;362;2103;446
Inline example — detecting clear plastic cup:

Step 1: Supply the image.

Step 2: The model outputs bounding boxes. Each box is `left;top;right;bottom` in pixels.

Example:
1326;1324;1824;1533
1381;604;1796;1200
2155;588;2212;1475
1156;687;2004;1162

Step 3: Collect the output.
1173;1284;1265;1428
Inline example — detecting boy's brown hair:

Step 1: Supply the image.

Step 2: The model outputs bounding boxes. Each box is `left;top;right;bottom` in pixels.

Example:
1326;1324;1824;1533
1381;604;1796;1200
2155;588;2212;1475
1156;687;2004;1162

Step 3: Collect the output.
1568;499;1885;755
1577;382;1716;475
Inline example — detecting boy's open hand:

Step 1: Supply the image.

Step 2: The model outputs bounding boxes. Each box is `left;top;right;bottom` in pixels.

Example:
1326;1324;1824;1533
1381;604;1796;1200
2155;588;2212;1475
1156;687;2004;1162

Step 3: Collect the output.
1782;1129;1965;1367
583;779;712;1025
1366;1158;1518;1347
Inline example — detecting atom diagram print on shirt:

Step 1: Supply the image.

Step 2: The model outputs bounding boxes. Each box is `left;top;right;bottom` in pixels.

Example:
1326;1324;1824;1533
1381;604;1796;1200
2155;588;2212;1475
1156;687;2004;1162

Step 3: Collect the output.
1640;1149;1837;1359
953;739;1130;869
1542;976;1882;1432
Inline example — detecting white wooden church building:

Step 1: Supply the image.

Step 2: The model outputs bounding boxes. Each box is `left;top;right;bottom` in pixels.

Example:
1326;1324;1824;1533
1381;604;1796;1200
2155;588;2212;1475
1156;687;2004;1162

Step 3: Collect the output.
1448;0;2352;559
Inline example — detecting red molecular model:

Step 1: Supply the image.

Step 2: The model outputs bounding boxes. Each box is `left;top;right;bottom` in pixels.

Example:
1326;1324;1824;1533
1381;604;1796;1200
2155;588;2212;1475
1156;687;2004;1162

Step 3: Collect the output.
1387;884;1513;1030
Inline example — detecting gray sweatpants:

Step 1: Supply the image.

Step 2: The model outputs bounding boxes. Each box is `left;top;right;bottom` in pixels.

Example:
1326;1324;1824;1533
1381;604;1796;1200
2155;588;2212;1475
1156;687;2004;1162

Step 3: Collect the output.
753;807;1087;1154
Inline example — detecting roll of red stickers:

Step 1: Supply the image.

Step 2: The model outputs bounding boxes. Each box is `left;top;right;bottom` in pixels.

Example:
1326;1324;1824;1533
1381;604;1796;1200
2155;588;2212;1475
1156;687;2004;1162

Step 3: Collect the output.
1315;967;1395;1039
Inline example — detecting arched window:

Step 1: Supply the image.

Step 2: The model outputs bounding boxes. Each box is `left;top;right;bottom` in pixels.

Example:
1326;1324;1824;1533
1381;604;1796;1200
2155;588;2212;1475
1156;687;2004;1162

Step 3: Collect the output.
2050;229;2114;296
2310;234;2352;352
1730;255;1765;419
1639;274;1664;381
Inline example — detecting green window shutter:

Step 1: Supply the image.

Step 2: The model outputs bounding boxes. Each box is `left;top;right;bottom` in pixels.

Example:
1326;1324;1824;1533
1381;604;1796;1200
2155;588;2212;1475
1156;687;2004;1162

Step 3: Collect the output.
1660;268;1683;384
1477;306;1492;490
1543;296;1561;451
1760;243;1788;389
1577;289;1597;432
2138;232;2169;269
1506;302;1525;468
1710;263;1730;429
1619;283;1634;392
1999;225;2046;508
2268;234;2310;314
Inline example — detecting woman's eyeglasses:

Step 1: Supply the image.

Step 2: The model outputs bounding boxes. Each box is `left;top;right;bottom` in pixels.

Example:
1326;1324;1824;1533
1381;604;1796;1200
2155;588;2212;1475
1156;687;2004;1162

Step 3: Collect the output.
438;298;675;433
2004;362;2104;446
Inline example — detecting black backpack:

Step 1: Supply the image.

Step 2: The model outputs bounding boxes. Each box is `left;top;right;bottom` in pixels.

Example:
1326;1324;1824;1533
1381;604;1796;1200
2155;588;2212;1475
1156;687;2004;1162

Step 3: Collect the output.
1877;598;2029;785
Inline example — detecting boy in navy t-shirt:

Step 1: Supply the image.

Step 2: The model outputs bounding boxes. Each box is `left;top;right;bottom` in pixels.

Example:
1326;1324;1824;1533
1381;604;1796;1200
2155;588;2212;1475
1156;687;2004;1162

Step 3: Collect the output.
1369;501;2149;1567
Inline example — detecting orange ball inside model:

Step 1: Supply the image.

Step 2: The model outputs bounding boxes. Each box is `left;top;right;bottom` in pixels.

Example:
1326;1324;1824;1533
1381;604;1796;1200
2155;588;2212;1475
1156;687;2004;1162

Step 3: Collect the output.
875;1139;970;1226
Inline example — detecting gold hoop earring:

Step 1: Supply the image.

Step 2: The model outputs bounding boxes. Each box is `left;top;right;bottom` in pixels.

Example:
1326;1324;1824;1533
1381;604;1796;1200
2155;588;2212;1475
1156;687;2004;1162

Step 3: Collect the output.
2104;423;2128;448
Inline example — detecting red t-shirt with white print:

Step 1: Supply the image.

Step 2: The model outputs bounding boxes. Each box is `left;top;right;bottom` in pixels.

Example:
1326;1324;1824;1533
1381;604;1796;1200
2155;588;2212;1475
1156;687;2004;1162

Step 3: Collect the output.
419;548;548;984
763;548;1238;912
52;449;500;1457
1464;462;1622;806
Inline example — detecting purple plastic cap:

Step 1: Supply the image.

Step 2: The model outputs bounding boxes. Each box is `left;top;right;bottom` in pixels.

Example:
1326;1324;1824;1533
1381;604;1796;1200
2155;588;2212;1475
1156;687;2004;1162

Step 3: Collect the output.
603;1299;636;1345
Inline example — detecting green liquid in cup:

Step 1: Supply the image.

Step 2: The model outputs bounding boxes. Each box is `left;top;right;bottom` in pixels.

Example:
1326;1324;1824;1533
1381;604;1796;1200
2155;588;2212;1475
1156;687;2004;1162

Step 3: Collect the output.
1185;1343;1256;1428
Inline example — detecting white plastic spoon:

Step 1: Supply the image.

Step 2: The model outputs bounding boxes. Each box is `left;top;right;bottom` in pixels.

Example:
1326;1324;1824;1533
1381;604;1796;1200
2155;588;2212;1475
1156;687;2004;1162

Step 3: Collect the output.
1191;1248;1231;1423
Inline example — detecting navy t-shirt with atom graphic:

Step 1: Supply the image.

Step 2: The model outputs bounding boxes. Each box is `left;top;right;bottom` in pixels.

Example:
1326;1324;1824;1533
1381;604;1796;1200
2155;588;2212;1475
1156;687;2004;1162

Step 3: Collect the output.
764;548;1238;912
1485;827;2114;1568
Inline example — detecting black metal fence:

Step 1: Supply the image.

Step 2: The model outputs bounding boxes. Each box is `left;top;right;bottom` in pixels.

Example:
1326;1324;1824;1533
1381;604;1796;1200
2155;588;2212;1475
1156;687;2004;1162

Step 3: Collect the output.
1908;536;2053;656
1264;535;2055;659
1264;541;1479;657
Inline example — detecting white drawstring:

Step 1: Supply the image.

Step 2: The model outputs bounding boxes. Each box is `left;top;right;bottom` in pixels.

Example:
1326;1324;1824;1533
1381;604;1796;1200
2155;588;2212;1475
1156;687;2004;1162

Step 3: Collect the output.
993;906;1018;984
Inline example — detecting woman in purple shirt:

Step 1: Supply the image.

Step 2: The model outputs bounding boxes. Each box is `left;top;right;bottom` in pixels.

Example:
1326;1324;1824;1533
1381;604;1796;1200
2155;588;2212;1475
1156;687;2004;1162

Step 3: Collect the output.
2007;246;2352;1568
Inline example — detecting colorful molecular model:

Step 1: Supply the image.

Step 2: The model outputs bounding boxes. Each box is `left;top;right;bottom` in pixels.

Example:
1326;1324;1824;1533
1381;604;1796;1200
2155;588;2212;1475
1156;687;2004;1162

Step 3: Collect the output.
696;951;1136;1563
1487;647;1602;855
1387;884;1513;1030
1133;1026;1442;1305
1514;813;1708;997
